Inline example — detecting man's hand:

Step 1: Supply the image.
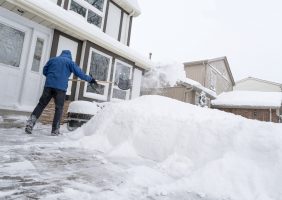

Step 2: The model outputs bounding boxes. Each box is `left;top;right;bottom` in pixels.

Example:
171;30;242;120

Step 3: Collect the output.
90;78;98;85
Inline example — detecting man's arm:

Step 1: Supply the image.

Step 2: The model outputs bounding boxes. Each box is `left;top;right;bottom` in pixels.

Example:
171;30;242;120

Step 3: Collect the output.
43;60;50;76
71;63;92;82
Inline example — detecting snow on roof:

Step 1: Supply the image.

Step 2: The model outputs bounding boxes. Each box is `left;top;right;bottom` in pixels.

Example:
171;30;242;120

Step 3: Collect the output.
212;91;282;108
10;0;151;70
178;78;217;98
112;0;141;17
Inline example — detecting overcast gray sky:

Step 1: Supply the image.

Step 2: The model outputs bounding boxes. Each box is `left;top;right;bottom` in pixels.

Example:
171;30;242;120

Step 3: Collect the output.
130;0;282;83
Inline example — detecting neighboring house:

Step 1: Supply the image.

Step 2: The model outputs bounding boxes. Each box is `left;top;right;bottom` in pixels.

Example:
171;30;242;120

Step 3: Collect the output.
184;57;235;95
211;91;282;123
234;77;282;92
142;78;217;107
0;0;151;113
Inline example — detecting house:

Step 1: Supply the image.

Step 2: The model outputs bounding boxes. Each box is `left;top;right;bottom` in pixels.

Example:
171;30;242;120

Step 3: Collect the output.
143;57;234;107
142;78;217;107
0;0;152;121
234;77;282;92
184;56;235;95
211;91;282;123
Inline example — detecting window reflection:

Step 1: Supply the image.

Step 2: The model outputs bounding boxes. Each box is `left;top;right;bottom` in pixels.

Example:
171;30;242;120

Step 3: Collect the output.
0;23;25;68
85;0;104;11
87;10;102;28
70;0;87;17
31;38;44;72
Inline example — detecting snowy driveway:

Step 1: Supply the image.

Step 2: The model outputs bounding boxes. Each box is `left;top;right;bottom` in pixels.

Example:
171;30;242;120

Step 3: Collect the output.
0;126;211;200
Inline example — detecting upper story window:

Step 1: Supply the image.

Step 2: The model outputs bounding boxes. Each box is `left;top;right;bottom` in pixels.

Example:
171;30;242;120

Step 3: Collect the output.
69;0;106;28
85;0;105;11
105;2;131;45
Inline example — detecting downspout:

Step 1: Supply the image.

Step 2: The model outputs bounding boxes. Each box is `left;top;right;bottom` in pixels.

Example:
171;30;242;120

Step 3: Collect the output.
203;61;207;87
184;86;193;103
270;108;272;122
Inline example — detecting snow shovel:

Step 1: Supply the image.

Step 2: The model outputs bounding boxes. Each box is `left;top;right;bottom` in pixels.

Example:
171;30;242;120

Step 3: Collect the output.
69;77;132;91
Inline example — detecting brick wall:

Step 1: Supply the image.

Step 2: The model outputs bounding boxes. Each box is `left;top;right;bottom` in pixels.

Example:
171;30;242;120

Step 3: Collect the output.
39;100;71;124
218;108;280;123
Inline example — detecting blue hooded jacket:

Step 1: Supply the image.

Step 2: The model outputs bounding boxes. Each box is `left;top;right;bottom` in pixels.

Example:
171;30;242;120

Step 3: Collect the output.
43;50;92;91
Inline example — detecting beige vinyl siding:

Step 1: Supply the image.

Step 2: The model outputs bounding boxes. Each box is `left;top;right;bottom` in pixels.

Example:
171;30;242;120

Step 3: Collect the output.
142;86;195;104
184;64;206;86
234;79;282;92
205;60;233;95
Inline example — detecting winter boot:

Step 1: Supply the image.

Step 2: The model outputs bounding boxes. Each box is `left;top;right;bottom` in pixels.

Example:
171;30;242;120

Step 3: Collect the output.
25;115;37;134
51;129;60;136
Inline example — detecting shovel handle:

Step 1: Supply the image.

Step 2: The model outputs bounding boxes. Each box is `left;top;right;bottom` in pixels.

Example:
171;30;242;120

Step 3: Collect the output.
69;79;113;84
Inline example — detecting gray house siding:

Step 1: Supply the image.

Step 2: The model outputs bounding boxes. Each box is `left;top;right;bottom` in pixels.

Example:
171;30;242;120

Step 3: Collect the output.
184;57;234;95
142;87;196;104
184;64;206;86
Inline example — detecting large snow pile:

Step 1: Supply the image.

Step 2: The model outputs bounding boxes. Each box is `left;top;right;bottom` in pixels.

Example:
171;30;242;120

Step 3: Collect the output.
69;95;282;200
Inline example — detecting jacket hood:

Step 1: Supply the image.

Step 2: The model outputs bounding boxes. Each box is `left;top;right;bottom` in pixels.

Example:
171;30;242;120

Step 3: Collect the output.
60;50;72;60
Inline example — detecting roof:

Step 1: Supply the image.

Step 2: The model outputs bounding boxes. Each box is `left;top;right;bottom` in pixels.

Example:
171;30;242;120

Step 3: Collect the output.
183;56;235;86
211;91;282;109
8;0;151;70
178;79;217;99
236;77;282;87
112;0;141;17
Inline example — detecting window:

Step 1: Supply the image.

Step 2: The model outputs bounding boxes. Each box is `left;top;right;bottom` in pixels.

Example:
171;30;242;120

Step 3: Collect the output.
87;9;102;28
120;13;130;45
70;0;87;17
31;38;44;72
69;0;105;28
85;48;112;101
0;23;25;68
105;2;121;40
111;60;132;100
84;0;105;11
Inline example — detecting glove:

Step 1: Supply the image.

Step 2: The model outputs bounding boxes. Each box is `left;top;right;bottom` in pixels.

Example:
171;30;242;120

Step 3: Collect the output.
90;78;98;86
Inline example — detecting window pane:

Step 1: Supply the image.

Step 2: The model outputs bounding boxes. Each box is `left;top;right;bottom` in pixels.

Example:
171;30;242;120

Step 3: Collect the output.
0;23;25;67
120;13;129;45
113;62;131;100
70;0;87;17
87;51;110;95
113;88;126;100
85;0;104;11
87;10;102;28
105;2;121;40
114;62;131;86
31;38;44;72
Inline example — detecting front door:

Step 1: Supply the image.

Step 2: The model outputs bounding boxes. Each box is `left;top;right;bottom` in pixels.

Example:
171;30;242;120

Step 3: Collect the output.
20;31;50;108
0;9;52;111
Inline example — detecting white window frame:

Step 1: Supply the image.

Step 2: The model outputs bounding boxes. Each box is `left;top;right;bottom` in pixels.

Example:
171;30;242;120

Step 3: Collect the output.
68;0;107;28
0;16;31;70
110;59;133;101
83;47;112;101
29;33;48;74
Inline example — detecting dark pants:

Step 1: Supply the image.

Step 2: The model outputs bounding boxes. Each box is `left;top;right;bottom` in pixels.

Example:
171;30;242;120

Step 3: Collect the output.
32;87;66;131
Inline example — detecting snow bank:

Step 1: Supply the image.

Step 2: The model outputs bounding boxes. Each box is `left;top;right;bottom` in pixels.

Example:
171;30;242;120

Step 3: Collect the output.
69;95;282;200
